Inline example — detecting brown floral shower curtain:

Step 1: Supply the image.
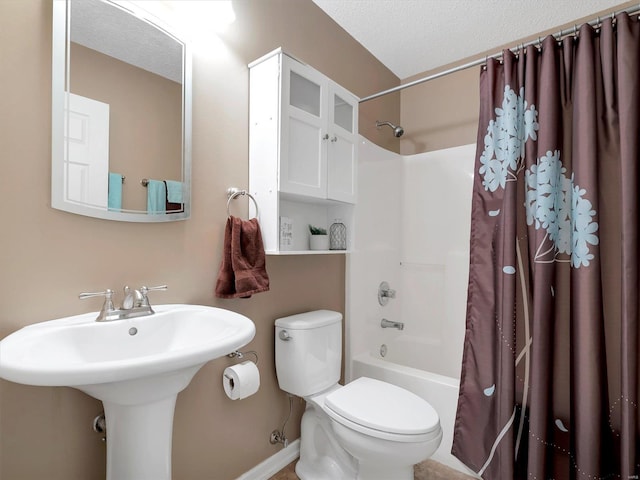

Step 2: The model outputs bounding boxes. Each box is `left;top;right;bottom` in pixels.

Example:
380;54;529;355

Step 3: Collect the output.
452;13;639;480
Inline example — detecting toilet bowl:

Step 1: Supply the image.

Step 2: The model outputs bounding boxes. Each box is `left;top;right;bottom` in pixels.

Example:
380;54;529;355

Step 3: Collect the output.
324;377;442;480
275;310;442;480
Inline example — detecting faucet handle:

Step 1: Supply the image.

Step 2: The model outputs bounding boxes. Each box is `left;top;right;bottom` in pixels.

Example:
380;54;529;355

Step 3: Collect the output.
139;285;167;307
79;289;115;302
79;289;116;321
377;281;396;306
141;285;168;294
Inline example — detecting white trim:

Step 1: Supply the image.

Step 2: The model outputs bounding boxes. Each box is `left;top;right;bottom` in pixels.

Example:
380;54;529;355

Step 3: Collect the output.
236;439;300;480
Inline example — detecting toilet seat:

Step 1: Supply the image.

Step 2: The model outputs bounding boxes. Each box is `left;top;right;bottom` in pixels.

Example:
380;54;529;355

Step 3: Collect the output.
324;377;441;443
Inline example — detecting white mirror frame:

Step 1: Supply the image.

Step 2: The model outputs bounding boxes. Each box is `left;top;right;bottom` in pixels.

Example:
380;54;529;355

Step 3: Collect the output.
51;0;192;222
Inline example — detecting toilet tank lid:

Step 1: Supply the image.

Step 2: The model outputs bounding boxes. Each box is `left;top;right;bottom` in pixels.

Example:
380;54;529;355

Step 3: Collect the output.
274;310;342;330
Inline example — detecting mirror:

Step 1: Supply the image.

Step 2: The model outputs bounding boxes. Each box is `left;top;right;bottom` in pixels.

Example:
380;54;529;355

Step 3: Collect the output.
52;0;192;222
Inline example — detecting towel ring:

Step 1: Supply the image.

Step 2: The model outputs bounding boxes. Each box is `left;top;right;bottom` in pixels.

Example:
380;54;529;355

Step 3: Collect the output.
226;188;259;219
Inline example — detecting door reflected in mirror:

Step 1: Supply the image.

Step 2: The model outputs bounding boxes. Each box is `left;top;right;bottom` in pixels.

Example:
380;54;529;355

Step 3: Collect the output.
52;0;192;222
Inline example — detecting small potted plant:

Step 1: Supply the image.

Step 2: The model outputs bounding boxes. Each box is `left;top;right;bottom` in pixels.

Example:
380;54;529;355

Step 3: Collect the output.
308;224;329;250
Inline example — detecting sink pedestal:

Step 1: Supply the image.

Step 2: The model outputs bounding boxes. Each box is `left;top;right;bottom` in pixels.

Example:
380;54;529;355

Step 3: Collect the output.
77;365;203;480
103;397;176;480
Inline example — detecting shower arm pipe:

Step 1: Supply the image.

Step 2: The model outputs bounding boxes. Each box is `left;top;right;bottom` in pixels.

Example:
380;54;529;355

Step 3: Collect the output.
359;3;640;103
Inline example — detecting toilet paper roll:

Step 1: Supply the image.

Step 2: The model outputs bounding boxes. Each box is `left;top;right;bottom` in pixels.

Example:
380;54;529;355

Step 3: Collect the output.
223;361;260;400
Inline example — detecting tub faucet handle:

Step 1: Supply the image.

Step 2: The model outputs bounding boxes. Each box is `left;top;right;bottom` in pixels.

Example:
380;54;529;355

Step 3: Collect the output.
378;281;396;306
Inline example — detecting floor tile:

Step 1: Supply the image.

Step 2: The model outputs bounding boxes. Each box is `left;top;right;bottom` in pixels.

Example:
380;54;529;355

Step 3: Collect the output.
269;459;476;480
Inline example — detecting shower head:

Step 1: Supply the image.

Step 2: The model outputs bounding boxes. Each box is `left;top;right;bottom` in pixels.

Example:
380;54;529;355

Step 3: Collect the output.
376;120;404;138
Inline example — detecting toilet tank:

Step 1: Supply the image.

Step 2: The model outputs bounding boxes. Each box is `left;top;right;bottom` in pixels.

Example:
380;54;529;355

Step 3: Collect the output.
274;310;342;397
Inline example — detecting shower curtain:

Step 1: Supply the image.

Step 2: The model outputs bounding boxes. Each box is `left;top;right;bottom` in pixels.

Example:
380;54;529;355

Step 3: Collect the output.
452;13;639;480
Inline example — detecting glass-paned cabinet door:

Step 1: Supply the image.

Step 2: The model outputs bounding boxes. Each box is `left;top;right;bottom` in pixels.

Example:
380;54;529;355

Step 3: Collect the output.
333;94;353;133
281;57;327;199
290;71;321;117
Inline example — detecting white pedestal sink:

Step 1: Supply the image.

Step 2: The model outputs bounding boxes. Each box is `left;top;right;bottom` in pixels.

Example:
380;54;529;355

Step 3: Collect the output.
0;304;256;480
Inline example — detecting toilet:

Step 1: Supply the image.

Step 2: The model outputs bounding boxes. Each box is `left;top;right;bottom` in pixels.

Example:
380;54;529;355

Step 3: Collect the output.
275;310;442;480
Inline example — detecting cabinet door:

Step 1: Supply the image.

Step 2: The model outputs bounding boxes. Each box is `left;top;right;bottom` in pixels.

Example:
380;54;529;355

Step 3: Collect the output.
327;84;357;203
280;57;328;199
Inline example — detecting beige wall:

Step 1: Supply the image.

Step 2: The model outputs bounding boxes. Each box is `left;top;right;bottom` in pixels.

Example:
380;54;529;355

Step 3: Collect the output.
400;67;480;155
0;1;399;479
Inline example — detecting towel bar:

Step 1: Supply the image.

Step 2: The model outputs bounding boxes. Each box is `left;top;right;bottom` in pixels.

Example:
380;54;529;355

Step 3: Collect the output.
226;188;259;219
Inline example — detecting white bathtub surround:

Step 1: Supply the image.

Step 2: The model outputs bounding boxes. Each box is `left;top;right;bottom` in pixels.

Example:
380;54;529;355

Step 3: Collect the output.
347;138;476;475
346;139;403;377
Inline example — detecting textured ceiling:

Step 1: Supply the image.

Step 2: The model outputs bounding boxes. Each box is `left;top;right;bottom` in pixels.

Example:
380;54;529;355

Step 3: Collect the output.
312;0;632;79
70;0;183;83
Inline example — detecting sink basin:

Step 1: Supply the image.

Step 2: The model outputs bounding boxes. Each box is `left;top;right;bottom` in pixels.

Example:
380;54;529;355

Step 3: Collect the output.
0;304;255;387
0;304;255;480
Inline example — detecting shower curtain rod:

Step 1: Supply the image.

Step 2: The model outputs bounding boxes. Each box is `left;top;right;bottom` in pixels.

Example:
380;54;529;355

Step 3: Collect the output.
359;4;640;103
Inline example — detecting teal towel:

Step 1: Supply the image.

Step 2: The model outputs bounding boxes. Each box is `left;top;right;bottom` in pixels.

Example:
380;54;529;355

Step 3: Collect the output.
108;172;122;211
165;180;183;203
147;180;166;214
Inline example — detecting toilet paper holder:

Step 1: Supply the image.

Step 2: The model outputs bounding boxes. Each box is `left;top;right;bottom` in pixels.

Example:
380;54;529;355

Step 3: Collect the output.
223;351;261;401
226;350;259;365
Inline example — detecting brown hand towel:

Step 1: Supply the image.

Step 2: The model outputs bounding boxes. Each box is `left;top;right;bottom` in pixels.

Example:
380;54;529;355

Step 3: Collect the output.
215;216;270;299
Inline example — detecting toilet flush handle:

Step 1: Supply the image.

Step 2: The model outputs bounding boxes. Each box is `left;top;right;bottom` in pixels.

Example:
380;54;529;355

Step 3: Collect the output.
278;330;292;341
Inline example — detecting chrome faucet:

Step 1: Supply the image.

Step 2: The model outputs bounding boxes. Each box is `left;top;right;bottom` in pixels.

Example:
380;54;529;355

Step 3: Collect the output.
381;318;404;330
79;285;167;322
122;286;143;309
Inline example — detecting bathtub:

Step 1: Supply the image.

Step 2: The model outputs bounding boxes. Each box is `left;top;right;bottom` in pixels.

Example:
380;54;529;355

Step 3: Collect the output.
350;351;479;478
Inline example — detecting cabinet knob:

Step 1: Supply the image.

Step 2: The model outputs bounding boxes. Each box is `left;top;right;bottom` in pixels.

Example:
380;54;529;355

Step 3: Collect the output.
322;134;329;140
330;136;337;142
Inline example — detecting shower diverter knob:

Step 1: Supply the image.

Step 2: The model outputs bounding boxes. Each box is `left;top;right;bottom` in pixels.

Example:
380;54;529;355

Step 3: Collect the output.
378;281;396;306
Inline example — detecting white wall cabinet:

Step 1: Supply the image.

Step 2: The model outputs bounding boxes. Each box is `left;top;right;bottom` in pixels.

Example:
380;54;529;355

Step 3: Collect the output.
249;48;358;254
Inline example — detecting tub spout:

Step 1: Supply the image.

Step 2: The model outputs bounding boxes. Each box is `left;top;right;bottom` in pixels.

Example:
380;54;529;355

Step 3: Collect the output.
381;318;404;330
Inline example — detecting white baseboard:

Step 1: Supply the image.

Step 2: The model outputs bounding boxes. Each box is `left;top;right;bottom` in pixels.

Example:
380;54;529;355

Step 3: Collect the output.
236;439;300;480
